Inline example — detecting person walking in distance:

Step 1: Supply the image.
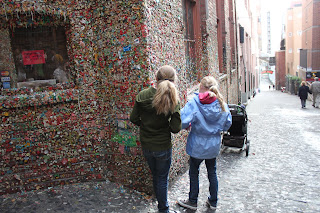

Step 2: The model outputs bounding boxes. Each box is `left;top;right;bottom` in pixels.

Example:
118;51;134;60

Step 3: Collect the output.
130;65;181;213
177;76;232;211
298;81;311;108
310;77;320;108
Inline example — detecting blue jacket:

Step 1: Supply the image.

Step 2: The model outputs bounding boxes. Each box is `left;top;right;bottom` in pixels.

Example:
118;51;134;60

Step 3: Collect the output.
181;93;232;159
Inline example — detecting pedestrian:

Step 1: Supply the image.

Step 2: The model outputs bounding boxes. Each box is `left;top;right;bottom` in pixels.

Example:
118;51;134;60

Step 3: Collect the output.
310;77;320;108
298;81;311;108
273;85;275;90
130;65;181;213
177;76;232;211
269;85;271;90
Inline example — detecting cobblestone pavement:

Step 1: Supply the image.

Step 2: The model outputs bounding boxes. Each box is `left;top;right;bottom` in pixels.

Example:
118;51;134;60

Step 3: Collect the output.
1;77;320;213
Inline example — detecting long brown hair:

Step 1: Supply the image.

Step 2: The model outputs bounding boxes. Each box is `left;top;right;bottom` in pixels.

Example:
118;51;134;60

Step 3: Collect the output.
152;65;179;115
201;76;226;111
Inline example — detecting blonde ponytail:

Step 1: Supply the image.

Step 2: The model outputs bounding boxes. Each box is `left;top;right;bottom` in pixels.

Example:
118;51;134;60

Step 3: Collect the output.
209;85;226;111
201;76;226;111
152;65;179;115
152;80;179;115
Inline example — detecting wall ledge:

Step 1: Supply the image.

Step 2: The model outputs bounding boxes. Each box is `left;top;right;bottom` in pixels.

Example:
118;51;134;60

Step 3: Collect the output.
0;86;79;109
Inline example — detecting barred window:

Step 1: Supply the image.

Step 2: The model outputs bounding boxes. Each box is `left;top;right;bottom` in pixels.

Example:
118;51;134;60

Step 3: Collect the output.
10;25;71;88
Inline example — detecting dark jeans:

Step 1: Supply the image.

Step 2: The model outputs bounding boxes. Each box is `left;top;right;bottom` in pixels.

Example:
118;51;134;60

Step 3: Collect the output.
301;99;306;108
189;156;218;207
143;148;172;213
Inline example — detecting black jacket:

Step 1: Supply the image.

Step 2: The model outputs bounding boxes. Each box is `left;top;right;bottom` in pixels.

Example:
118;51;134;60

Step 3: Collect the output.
298;85;311;100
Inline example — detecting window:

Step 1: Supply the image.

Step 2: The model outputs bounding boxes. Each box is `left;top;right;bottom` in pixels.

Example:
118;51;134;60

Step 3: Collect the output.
305;9;308;23
288;32;292;37
10;25;71;88
297;30;302;36
182;0;197;79
289;48;292;53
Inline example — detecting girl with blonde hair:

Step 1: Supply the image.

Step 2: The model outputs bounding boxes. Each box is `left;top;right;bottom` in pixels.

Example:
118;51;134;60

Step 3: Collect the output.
178;76;232;211
130;65;181;213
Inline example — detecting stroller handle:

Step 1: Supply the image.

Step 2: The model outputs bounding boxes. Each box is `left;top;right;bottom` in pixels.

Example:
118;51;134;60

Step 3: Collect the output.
228;104;247;121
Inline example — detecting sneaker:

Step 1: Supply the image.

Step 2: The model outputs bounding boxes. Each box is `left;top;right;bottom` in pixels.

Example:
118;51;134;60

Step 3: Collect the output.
177;199;197;210
206;200;217;210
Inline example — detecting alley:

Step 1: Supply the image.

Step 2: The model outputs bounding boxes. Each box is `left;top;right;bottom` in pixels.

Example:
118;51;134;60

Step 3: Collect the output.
1;76;320;213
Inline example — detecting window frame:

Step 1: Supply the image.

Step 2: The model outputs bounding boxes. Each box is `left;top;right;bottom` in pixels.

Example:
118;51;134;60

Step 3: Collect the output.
0;13;78;109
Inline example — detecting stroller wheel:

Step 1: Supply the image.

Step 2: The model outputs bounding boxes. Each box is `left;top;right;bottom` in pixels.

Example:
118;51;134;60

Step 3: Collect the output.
246;140;250;157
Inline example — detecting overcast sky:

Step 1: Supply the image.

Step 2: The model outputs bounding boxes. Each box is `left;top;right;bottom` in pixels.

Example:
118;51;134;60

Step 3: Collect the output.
260;0;293;55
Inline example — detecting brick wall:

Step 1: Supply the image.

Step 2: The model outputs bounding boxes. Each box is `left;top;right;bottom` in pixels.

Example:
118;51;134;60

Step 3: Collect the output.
302;0;320;71
276;50;286;89
312;1;320;70
206;0;220;73
0;0;239;196
0;0;192;195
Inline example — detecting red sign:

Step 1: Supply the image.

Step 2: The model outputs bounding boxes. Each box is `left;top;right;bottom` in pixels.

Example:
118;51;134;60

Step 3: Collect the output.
22;50;46;65
262;70;273;74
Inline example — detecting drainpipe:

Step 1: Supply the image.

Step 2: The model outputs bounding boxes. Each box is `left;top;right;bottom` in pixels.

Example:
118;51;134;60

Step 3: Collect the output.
233;0;240;104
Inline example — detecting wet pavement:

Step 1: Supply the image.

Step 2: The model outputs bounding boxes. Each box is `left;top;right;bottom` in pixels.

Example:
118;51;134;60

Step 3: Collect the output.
1;76;320;212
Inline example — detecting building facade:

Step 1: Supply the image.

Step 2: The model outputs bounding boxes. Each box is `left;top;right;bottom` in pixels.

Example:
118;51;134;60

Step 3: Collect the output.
285;1;302;77
300;0;320;81
235;0;260;103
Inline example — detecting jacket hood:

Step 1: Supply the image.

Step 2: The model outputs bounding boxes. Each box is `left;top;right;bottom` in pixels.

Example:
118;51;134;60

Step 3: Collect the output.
136;87;156;111
194;92;224;121
199;92;217;104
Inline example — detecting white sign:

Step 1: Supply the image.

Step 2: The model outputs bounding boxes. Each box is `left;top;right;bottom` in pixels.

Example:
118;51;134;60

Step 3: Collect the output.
1;77;10;82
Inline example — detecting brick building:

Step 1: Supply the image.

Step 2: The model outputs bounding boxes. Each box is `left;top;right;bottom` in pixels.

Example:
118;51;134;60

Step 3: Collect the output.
285;1;302;78
275;50;286;89
300;0;320;81
0;0;239;195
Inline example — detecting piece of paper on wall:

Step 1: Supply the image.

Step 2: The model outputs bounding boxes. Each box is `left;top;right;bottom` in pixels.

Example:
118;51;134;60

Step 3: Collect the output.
22;50;46;65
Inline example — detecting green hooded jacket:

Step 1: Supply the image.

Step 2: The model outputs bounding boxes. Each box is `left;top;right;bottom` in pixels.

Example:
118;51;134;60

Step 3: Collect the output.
130;87;181;151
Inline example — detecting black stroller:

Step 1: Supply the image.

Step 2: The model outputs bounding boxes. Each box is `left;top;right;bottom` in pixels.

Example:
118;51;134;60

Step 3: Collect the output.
222;104;250;156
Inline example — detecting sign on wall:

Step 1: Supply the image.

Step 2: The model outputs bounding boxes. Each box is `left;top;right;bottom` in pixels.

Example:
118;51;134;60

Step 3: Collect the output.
22;50;46;65
1;70;10;76
262;70;273;74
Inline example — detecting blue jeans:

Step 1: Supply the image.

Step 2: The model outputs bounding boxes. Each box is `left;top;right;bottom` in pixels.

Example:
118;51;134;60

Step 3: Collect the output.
143;148;172;213
301;99;306;108
189;156;218;207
